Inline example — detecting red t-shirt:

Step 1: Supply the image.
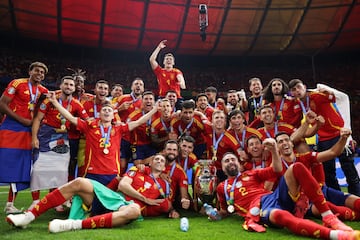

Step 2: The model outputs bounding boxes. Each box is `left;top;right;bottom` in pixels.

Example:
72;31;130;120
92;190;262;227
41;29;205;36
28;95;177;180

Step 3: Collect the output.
307;92;344;141
39;93;88;130
77;118;129;175
164;162;188;201
258;123;296;140
124;167;169;207
3;78;48;120
269;98;302;128
204;127;242;170
153;65;183;98
128;109;152;146
170;115;205;145
217;167;278;216
177;152;198;171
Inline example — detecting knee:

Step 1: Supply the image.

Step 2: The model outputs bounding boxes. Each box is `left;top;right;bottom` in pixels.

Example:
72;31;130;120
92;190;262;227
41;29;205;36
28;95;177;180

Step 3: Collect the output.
69;177;88;192
127;203;141;219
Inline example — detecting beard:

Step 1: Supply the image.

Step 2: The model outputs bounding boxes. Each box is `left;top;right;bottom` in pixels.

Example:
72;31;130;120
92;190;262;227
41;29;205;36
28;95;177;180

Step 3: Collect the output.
165;153;177;163
225;164;239;177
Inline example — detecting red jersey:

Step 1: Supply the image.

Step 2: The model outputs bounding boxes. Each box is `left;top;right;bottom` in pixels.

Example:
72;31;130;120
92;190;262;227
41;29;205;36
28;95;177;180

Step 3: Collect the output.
204;126;242;170
177;152;198;171
269;98;302;128
77;118;129;175
227;127;263;150
243;155;272;171
150;115;172;146
258;122;296;140
3;78;48;120
281;151;324;185
153;65;183;98
124;167;170;207
116;94;142;142
39;93;88;129
171;115;205;145
200;106;214;121
306;92;344;141
116;93;142;122
73;91;94;105
217;167;279;217
164;162;188;201
128;109;152;146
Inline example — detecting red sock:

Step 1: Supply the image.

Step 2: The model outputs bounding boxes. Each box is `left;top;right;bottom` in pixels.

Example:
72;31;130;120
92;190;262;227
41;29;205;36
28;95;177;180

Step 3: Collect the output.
327;201;355;220
106;177;120;191
272;210;330;239
292;163;329;213
31;190;40;201
30;189;66;217
82;212;113;229
353;199;360;212
7;188;17;202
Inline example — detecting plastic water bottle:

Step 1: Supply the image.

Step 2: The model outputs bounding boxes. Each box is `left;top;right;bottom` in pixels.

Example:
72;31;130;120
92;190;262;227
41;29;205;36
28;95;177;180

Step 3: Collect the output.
180;217;189;232
203;203;221;220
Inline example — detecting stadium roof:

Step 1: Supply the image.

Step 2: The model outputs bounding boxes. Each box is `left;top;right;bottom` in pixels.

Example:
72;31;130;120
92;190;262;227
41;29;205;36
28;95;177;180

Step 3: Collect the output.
0;0;359;56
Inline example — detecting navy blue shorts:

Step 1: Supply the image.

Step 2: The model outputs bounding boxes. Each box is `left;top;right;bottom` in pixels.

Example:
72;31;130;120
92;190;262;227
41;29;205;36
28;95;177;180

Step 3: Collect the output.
260;176;295;226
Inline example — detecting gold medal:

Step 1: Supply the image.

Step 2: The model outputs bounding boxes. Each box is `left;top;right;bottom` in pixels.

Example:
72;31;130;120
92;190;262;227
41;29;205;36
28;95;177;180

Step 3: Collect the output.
28;103;34;111
103;148;109;154
60;125;66;131
212;156;217;162
227;205;235;213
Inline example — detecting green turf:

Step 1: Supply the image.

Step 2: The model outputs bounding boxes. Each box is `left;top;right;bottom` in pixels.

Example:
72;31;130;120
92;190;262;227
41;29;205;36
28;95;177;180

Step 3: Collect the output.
1;186;359;239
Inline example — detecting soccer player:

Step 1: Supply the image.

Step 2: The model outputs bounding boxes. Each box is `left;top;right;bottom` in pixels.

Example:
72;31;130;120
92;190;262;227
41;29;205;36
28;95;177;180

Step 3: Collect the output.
275;130;360;221
0;61;48;214
162;140;191;215
203;109;242;182
68;68;94;181
178;135;198;172
195;93;214;121
170;100;207;158
263;78;302;127
29;76;88;211
165;90;178;113
127;91;157;167
149;39;186;100
109;83;123;102
6;177;140;233
45;91;159;187
227;109;263;161
118;153;175;218
213;149;359;239
245;77;264;125
150;98;174;151
289;79;360;196
115;78;144;174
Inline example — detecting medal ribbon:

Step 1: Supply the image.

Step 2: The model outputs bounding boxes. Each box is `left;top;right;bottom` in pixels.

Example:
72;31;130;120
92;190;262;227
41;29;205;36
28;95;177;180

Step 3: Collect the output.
264;122;278;139
150;173;169;198
100;124;112;149
93;100;100;118
169;162;176;178
178;118;194;136
224;173;241;205
299;95;309;114
212;130;224;158
253;95;263;115
58;97;72;126
235;128;247;149
281;157;296;169
274;98;285;120
28;81;39;107
161;118;171;133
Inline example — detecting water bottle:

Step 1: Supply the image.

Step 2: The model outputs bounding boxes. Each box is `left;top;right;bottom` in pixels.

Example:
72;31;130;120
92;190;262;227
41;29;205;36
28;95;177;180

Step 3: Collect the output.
203;203;221;220
180;217;189;232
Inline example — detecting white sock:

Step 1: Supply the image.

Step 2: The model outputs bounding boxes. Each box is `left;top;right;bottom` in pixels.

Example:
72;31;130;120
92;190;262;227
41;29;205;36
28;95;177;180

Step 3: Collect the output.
329;230;339;240
73;220;82;230
25;211;36;221
321;210;333;218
